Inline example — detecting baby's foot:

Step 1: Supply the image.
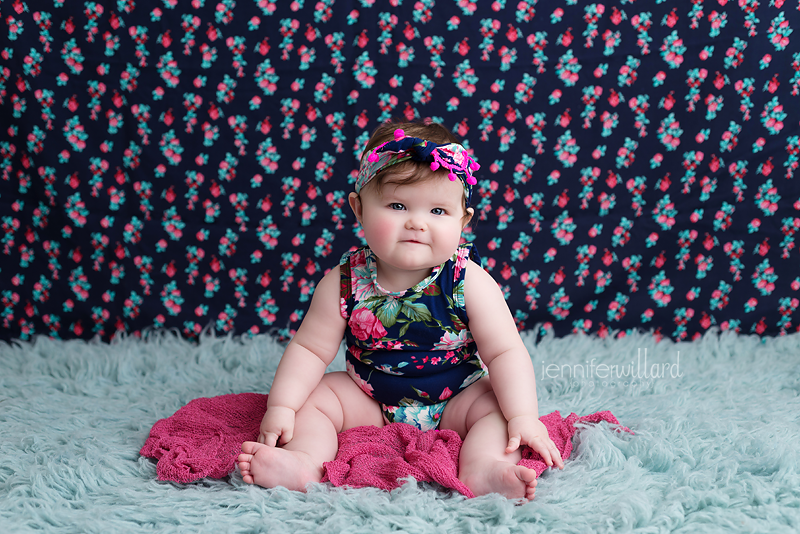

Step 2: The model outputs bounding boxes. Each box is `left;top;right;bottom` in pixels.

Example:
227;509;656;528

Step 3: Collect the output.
460;460;538;501
237;441;323;491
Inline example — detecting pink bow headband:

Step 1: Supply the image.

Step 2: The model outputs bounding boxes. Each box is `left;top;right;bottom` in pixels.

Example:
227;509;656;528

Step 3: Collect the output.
356;129;480;207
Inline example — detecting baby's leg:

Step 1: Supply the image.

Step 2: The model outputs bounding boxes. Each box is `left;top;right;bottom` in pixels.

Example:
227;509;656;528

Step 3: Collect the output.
238;371;383;491
440;377;537;501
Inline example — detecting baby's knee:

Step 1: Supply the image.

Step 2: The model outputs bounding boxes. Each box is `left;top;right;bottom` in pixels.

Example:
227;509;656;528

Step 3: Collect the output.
317;371;352;389
308;372;350;403
469;376;493;397
465;388;503;426
319;371;384;430
441;377;497;435
299;373;351;429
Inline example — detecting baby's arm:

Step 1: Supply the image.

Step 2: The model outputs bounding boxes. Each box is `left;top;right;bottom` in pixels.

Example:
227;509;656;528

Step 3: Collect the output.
464;260;564;469
259;267;347;446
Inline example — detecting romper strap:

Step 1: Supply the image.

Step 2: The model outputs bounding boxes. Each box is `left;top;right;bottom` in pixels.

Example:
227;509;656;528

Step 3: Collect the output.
467;242;481;265
451;243;478;326
339;254;353;319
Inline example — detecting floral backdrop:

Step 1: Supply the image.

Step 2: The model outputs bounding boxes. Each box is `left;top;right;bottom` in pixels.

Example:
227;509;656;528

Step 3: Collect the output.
1;0;799;342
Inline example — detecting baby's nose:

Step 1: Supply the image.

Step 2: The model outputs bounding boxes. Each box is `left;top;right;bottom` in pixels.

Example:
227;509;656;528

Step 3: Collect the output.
405;215;426;230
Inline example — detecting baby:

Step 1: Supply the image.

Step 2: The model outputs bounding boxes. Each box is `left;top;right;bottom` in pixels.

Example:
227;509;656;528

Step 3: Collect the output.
238;121;563;500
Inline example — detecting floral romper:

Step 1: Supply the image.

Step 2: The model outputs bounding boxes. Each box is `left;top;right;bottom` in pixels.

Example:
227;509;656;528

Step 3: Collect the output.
339;243;486;431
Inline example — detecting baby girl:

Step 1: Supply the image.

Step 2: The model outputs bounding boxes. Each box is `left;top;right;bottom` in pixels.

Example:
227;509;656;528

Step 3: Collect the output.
238;120;563;500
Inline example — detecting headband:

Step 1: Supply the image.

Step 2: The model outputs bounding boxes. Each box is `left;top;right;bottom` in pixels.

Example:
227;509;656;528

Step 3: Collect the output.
356;128;480;207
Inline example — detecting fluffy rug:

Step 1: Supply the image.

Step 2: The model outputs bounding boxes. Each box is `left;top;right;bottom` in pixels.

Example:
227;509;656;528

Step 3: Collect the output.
1;330;799;533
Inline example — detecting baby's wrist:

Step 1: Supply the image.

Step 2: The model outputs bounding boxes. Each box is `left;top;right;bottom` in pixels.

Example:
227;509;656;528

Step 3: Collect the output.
506;413;540;423
266;404;297;414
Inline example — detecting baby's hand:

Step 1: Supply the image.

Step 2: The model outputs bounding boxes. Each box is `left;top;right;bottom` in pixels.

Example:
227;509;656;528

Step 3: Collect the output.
258;406;296;447
506;415;565;469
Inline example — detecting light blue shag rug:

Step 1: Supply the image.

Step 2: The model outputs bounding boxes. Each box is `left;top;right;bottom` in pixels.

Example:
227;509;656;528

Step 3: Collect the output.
1;330;799;533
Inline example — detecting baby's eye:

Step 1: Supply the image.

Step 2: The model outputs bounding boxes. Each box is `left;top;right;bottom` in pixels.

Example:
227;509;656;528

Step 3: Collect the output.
431;207;446;216
390;202;406;211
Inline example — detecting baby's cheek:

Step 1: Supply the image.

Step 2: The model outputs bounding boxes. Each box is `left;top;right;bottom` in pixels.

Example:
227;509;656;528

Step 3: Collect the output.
365;218;396;245
442;224;465;248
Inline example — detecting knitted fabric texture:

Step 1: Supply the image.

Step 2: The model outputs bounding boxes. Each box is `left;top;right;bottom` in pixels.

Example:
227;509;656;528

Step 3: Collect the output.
140;392;629;495
140;393;268;483
322;410;630;498
321;423;472;495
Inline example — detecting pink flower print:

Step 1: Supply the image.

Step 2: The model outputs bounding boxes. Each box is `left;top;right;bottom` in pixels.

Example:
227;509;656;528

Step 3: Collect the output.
439;387;453;401
353;274;380;302
346;360;375;398
453;247;470;280
351;255;380;301
340;297;348;318
351;248;367;269
447;145;466;166
376;364;404;376
349;307;387;341
349;345;363;361
434;329;471;350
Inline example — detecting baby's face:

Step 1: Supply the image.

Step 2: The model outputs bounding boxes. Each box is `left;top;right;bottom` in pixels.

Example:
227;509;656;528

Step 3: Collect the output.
350;174;473;278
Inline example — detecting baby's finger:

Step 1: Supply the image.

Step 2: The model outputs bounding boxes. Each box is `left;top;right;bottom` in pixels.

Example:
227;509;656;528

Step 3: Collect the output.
263;432;279;447
535;439;564;469
278;428;293;446
535;441;554;467
550;443;565;469
505;435;522;454
521;436;556;466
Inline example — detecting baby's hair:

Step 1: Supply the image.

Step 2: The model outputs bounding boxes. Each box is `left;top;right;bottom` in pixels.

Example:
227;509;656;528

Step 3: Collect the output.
359;120;472;223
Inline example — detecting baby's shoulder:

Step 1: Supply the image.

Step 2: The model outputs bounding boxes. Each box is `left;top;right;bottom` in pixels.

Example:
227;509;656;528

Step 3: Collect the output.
463;257;498;291
306;266;348;319
317;266;344;293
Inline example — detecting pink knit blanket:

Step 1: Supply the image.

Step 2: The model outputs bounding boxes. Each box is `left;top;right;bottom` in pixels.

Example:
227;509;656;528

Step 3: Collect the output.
140;393;629;497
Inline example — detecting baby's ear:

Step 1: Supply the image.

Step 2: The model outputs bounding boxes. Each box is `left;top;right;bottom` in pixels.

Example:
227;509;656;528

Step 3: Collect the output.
462;207;474;228
348;192;363;223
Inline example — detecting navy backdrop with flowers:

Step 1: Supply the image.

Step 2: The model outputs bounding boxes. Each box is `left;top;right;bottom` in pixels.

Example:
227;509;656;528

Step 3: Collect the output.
1;0;799;342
